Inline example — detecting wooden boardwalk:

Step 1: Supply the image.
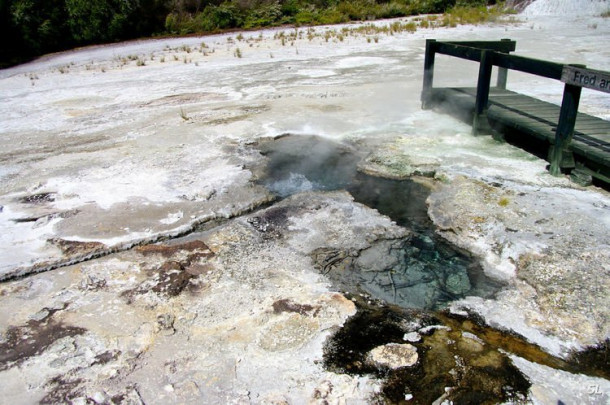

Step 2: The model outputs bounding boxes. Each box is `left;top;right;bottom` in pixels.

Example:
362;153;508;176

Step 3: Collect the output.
421;40;610;186
429;87;610;181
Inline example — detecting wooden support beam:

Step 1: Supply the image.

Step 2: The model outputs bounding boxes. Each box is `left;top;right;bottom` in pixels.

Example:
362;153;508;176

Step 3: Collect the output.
495;39;513;89
496;66;508;89
421;39;437;109
473;50;494;136
549;78;583;175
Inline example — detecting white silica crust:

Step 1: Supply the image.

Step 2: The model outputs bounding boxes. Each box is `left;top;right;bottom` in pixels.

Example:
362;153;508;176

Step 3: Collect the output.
522;0;609;16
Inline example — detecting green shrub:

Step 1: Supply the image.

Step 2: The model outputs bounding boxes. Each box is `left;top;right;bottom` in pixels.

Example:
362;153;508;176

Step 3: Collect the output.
281;0;301;16
295;9;316;25
165;13;179;33
9;0;72;55
403;21;417;32
243;2;283;28
337;1;373;20
377;2;410;18
211;3;242;29
317;8;349;24
410;0;456;14
442;2;504;25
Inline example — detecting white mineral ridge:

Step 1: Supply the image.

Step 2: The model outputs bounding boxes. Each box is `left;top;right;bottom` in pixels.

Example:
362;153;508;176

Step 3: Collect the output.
510;355;610;405
523;0;609;16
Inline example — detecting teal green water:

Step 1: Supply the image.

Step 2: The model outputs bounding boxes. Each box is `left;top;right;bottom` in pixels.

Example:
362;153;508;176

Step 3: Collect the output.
259;134;503;310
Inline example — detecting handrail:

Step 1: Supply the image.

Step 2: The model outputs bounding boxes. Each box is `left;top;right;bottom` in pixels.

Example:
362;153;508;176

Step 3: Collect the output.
434;40;517;63
444;40;517;52
431;40;563;79
435;42;484;62
492;53;564;80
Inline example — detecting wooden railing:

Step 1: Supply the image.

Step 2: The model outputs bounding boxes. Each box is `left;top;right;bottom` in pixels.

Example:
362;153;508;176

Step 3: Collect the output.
421;39;609;176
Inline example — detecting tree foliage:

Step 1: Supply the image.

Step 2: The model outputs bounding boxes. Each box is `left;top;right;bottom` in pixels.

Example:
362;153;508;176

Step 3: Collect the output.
162;0;495;34
6;0;71;56
1;0;170;67
1;0;496;67
65;0;133;42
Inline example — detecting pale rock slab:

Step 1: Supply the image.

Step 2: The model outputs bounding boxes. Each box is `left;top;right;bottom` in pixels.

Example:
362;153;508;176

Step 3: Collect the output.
366;343;419;370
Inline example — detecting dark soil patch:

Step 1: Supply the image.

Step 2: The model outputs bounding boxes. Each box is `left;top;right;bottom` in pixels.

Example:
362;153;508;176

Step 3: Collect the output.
19;192;56;204
92;350;122;366
135;240;212;258
324;297;531;404
0;305;86;371
247;205;292;239
567;338;610;380
48;238;107;256
123;240;215;302
40;376;84;405
272;298;317;316
151;261;197;297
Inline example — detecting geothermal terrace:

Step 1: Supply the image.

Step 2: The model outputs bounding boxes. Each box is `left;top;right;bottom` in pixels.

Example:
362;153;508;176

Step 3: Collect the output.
0;0;609;403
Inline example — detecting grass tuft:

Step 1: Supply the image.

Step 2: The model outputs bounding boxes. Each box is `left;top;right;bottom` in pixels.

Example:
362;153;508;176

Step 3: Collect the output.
498;197;510;207
442;3;506;27
180;107;190;121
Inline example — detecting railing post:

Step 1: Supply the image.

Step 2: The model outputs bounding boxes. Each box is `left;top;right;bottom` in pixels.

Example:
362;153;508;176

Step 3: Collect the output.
549;72;583;176
472;49;494;136
496;38;512;89
421;39;437;109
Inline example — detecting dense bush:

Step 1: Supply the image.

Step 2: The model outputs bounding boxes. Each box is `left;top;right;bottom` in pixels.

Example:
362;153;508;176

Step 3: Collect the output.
5;0;72;57
1;0;170;67
1;0;498;67
65;0;134;42
162;0;497;33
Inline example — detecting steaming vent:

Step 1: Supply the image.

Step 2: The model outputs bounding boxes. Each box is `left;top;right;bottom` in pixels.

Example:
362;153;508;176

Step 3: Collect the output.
522;0;609;16
258;134;503;310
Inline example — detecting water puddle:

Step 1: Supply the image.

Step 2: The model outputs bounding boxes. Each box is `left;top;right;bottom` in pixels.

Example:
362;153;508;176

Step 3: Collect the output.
347;174;503;311
256;134;609;403
257;133;501;311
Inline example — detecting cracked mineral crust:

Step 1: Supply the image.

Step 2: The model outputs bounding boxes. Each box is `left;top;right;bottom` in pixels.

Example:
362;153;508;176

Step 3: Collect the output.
0;191;408;403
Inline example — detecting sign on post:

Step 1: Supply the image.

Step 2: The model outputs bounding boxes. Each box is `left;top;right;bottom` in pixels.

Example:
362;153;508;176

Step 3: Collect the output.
561;65;610;93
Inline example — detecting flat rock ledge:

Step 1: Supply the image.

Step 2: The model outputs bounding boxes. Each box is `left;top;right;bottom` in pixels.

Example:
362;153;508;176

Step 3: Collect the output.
0;190;407;404
358;146;440;179
427;175;610;356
